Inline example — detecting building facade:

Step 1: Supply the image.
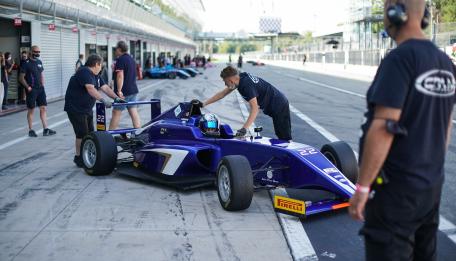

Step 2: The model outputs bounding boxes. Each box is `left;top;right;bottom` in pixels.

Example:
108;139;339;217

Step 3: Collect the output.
0;0;201;103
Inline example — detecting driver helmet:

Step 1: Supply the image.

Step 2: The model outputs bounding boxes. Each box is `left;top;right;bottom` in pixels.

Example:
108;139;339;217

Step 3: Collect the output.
199;113;220;136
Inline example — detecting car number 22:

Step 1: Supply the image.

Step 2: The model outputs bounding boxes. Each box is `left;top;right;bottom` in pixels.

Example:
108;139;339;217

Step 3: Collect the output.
297;148;318;156
97;114;105;123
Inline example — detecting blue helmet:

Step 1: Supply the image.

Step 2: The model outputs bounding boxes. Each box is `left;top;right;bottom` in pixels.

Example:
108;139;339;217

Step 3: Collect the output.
199;113;220;136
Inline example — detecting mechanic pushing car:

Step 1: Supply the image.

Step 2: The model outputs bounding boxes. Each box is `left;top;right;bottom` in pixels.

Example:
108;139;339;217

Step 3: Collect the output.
193;65;292;141
348;0;456;260
64;54;125;167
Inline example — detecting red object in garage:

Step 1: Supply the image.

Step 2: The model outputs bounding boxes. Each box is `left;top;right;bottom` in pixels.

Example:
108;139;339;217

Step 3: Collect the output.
72;26;78;33
136;64;143;80
48;23;56;31
14;17;22;27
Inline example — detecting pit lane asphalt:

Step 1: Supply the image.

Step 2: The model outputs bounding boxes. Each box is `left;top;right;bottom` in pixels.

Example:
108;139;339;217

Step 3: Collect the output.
246;63;456;260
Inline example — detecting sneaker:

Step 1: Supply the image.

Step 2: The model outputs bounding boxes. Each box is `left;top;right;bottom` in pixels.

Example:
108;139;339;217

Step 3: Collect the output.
28;130;38;137
73;155;84;168
43;128;56;136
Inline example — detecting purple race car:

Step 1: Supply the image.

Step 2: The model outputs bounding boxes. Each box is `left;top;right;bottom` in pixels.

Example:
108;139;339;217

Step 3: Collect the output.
81;100;358;217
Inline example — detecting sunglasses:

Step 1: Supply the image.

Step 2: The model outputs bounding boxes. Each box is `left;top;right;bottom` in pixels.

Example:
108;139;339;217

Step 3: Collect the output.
32;51;41;53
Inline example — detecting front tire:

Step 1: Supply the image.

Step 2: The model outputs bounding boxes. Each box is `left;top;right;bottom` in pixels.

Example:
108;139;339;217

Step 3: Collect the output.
81;131;117;176
321;141;358;184
168;72;177;79
216;155;253;211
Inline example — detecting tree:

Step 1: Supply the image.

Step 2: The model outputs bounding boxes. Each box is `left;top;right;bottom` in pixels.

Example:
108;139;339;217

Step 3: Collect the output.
371;0;384;16
212;45;219;54
303;31;313;42
433;0;456;23
226;44;237;54
240;43;257;53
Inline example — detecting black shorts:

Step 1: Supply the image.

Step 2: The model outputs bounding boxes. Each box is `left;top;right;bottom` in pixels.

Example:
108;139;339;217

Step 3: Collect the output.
361;181;443;261
67;111;94;139
271;104;292;141
26;88;47;109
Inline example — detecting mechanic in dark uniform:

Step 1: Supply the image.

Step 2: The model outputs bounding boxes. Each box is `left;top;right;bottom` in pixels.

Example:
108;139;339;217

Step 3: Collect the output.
109;41;141;130
349;1;456;260
17;50;29;104
195;65;292;141
64;54;124;167
19;45;56;137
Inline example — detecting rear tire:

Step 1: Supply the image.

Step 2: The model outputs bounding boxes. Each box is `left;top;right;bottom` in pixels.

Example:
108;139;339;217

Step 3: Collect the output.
81;131;117;176
216;155;253;211
321;141;358;184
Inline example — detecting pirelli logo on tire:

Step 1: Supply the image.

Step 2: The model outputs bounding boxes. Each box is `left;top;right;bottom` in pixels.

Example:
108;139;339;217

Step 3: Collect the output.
273;195;305;215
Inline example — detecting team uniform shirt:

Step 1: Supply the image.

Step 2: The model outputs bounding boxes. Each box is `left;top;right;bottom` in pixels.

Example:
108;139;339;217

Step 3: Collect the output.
1;60;12;83
75;59;83;69
237;72;288;116
359;39;456;188
114;53;138;96
20;59;44;89
0;65;6;83
64;66;105;115
19;58;28;72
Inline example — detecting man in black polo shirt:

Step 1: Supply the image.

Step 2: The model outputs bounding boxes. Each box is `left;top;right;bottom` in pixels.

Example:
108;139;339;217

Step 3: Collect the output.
64;54;124;167
19;45;56;137
17;50;28;104
349;1;456;260
109;41;140;130
195;65;291;141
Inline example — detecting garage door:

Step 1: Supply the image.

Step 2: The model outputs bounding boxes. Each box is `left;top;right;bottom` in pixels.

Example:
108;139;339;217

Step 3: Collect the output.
40;24;62;99
61;28;78;95
40;25;79;100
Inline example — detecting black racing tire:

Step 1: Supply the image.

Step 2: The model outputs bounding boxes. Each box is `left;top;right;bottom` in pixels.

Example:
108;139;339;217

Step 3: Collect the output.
321;141;359;184
216;155;253;211
168;72;177;79
81;131;118;176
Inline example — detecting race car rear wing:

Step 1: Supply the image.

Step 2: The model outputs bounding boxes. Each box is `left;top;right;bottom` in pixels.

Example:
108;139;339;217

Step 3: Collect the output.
96;99;161;132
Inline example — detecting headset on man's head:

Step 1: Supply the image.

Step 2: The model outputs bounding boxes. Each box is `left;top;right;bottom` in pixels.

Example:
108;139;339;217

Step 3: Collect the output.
385;1;430;30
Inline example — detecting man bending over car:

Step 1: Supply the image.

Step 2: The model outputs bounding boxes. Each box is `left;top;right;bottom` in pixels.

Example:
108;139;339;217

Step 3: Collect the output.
193;65;292;141
64;54;125;167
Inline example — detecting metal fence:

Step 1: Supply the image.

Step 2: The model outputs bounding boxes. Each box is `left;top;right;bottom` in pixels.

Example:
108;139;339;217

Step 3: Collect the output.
261;49;384;66
260;22;456;67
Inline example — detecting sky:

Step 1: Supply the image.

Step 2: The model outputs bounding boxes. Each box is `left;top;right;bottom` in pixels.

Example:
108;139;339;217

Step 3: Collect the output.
200;0;349;34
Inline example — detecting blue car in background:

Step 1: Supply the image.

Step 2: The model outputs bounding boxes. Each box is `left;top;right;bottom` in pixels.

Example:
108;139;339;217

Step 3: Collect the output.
82;100;359;218
180;67;202;77
144;65;191;79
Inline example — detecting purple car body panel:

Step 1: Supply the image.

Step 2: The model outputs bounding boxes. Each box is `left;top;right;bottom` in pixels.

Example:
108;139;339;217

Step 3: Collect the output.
96;100;356;216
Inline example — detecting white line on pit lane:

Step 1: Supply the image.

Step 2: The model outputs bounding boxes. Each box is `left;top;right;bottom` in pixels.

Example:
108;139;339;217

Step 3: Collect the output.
289;103;456;245
280;71;456;126
138;80;166;92
6;111;67;134
235;92;318;261
297;77;366;98
0;80;166;151
0;118;70;151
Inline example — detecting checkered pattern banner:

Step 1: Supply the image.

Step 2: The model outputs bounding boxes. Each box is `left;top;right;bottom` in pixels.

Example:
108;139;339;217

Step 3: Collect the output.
259;17;282;33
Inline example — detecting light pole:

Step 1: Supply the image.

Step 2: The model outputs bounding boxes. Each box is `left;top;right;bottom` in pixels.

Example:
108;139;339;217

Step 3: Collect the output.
429;0;436;43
